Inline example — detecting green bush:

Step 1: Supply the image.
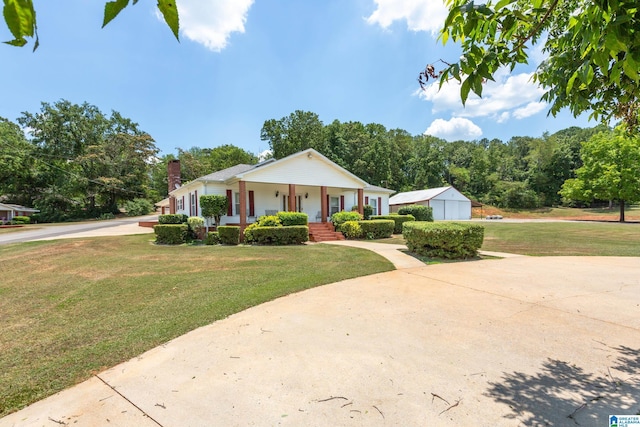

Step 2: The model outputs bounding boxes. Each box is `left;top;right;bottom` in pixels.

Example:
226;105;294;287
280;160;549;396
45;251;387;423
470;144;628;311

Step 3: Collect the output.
11;216;31;224
331;211;362;228
256;215;282;227
277;211;308;226
403;221;484;259
340;221;363;239
363;204;373;220
154;224;188;245
187;216;205;240
372;214;415;234
98;212;115;220
158;214;188;224
249;226;308;245
124;198;155;216
205;231;221;245
397;205;433;221
359;219;394;239
218;226;240;245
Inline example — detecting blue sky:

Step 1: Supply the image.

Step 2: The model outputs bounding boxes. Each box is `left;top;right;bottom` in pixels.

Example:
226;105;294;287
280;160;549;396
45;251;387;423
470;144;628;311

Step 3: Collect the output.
1;0;593;157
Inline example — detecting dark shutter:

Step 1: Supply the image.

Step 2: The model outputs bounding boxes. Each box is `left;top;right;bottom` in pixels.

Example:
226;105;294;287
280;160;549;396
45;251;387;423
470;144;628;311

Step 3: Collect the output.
226;189;233;216
249;191;255;217
340;195;344;211
378;197;382;215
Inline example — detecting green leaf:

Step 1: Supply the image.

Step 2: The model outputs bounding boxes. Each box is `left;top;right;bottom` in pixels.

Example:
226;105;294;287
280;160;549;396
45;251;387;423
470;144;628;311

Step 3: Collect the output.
3;37;26;46
157;0;179;41
622;56;639;81
495;0;515;10
460;77;472;105
3;0;35;39
103;0;130;28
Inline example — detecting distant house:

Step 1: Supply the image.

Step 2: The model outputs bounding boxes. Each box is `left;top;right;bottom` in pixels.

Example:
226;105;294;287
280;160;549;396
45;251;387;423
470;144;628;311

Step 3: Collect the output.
168;148;394;230
389;186;472;220
0;202;39;223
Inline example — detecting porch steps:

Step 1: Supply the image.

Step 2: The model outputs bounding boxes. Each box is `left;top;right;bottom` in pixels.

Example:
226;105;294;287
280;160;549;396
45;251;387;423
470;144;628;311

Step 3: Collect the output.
308;222;345;242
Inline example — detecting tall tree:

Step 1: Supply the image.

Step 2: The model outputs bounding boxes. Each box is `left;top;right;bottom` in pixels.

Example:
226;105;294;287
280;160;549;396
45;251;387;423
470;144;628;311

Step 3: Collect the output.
436;0;640;130
0;117;34;200
16;100;159;220
560;127;640;221
260;110;324;159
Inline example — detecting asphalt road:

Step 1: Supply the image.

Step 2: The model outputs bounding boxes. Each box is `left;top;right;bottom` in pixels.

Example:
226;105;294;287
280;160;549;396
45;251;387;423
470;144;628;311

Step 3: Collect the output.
0;215;157;245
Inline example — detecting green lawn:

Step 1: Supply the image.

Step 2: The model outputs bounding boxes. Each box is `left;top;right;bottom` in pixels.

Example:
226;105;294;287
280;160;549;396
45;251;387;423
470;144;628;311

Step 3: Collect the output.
375;221;640;256
0;235;393;417
481;221;640;256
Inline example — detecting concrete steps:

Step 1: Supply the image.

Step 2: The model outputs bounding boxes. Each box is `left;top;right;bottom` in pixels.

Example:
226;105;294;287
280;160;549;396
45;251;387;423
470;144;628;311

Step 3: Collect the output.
308;222;345;242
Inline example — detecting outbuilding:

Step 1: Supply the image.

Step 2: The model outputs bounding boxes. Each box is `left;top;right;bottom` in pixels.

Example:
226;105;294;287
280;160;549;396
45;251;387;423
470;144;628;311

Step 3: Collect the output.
389;186;472;220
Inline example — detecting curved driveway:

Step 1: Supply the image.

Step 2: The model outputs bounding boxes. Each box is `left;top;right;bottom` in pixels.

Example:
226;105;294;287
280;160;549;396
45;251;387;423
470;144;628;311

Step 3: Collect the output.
2;227;639;426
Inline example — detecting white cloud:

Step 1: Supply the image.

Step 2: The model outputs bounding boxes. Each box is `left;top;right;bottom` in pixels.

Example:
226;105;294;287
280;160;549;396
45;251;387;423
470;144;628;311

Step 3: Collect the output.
171;0;254;51
418;69;547;122
366;0;448;36
424;117;482;141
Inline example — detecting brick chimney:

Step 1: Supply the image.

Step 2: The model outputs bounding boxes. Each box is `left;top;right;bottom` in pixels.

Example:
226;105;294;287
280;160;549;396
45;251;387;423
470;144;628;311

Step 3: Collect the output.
168;159;181;214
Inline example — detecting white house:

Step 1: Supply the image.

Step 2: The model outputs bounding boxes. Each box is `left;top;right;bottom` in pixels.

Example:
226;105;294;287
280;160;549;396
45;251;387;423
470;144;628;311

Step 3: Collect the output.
168;149;394;230
389;186;472;220
0;202;39;223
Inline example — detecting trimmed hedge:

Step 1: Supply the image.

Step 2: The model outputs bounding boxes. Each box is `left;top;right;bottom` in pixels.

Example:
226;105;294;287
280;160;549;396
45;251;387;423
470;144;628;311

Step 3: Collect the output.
154;224;188;245
372;214;415;234
403;221;484;259
331;211;362;228
11;216;31;224
205;231;221;245
249;226;308;245
397;205;433;222
340;221;363;239
158;214;188;224
277;211;308;226
359;219;394;239
218;226;240;245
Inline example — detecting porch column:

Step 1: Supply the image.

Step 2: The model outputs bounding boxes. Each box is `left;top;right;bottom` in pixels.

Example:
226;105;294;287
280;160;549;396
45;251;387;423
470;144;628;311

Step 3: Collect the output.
288;184;296;211
357;188;364;215
320;186;327;223
239;180;247;241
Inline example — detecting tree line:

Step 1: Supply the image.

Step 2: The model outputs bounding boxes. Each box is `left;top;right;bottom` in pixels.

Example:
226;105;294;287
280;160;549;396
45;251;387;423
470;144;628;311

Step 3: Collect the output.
1;102;638;223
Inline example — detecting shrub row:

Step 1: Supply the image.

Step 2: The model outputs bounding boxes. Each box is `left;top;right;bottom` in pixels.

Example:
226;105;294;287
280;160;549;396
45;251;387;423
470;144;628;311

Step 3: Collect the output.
248;226;308;245
371;214;415;234
338;219;394;239
11;216;31;224
158;214;188;224
397;205;433;222
403;221;484;259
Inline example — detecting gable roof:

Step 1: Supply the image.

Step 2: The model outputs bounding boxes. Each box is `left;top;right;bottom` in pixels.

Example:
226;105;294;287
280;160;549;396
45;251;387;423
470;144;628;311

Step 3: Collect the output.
232;148;369;188
0;203;39;213
169;149;395;194
389;187;455;205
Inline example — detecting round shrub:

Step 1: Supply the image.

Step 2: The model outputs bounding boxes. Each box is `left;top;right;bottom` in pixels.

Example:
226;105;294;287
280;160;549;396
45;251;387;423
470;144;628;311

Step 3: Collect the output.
331;211;362;228
340;221;363;239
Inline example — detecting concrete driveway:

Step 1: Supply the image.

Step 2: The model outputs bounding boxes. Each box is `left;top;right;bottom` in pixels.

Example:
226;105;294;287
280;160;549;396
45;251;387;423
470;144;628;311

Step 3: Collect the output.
2;252;638;427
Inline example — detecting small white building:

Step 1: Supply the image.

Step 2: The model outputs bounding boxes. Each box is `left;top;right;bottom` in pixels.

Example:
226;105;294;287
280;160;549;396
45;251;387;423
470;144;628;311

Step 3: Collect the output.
389;186;472;220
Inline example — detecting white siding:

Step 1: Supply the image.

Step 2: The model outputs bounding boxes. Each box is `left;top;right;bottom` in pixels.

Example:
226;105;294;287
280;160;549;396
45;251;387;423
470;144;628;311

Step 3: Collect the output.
239;155;364;188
